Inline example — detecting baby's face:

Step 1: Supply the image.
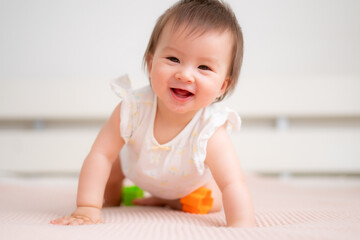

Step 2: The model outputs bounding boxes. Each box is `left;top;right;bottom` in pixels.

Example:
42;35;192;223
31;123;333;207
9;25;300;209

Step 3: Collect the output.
147;23;233;116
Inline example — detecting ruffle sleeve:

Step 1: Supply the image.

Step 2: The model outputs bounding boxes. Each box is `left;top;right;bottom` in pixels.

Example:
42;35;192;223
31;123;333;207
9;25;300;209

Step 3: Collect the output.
192;105;241;174
109;75;137;143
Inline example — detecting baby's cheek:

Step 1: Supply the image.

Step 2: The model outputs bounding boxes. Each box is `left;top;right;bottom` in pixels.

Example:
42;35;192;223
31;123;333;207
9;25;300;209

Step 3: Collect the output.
151;65;170;81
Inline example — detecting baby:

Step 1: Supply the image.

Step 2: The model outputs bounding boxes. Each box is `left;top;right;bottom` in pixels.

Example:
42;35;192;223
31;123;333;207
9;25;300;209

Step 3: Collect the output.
51;0;255;227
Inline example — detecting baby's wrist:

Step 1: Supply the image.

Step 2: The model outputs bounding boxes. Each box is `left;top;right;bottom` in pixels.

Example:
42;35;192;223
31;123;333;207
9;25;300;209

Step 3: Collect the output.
74;205;102;216
228;220;256;228
76;204;102;210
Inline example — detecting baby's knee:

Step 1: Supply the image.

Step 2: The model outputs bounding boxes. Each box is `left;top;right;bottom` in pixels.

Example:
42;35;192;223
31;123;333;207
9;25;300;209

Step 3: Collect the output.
209;198;223;212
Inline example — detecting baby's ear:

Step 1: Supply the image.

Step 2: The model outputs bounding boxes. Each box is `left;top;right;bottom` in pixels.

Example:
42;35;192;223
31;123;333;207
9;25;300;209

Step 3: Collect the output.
218;77;230;97
146;54;153;74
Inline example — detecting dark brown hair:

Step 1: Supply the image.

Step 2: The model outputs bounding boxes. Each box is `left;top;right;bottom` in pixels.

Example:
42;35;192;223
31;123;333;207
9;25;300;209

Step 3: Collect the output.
143;0;243;102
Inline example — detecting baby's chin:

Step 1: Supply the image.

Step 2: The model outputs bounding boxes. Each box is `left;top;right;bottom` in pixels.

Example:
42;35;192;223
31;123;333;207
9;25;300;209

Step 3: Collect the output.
164;101;199;116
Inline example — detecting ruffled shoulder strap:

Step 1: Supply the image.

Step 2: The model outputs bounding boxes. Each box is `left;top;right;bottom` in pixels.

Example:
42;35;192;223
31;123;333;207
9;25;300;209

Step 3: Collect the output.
211;106;241;132
109;74;137;143
110;74;132;99
191;105;241;174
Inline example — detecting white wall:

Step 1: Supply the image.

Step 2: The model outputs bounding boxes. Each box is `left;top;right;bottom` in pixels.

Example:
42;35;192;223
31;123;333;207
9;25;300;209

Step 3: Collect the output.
0;0;359;174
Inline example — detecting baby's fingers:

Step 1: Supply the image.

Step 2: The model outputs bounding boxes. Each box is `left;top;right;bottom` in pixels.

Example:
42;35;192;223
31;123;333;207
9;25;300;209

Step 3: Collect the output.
68;218;85;225
51;215;102;225
50;216;73;225
68;216;97;225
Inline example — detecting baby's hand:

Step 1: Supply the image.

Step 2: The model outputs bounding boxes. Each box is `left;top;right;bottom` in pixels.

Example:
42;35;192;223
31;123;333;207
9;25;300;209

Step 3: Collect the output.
50;206;103;225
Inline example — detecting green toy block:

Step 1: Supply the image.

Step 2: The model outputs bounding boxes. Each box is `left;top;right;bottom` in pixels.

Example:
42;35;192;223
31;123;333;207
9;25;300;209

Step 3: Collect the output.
122;185;144;206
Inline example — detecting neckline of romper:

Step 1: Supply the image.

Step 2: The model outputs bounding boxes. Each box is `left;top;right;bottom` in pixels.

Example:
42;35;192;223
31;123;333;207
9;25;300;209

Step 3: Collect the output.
149;92;203;148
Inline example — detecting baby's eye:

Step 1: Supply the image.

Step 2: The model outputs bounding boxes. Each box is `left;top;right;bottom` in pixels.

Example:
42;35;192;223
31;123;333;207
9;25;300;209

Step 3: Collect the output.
167;57;180;63
198;65;211;71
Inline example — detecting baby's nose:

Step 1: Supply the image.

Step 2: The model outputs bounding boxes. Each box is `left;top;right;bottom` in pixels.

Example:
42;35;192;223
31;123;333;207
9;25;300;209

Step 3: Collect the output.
175;69;194;83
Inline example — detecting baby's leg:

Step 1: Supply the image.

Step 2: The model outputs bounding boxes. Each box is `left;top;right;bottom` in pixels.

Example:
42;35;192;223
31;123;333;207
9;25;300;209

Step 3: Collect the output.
103;155;125;207
133;196;182;210
134;177;223;213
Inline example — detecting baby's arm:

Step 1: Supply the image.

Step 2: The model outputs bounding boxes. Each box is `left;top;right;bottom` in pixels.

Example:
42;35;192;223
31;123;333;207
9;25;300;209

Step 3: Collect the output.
205;125;255;228
51;103;125;225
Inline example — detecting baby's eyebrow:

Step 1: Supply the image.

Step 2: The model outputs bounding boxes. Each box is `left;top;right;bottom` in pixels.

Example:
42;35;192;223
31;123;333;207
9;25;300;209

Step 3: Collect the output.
163;46;181;54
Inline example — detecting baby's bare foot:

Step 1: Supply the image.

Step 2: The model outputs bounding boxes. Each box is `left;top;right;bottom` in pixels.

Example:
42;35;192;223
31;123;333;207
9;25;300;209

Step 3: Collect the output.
133;197;182;210
133;196;166;206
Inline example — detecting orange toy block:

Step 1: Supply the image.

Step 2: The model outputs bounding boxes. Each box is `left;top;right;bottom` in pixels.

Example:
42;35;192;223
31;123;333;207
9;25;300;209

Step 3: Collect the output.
180;187;213;214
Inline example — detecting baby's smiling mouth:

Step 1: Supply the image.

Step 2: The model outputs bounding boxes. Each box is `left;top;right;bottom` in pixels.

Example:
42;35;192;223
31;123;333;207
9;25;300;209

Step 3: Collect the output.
171;88;194;98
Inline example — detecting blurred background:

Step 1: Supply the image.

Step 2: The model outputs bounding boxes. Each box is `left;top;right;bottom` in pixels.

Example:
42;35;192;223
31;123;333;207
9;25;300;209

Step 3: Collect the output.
0;0;359;176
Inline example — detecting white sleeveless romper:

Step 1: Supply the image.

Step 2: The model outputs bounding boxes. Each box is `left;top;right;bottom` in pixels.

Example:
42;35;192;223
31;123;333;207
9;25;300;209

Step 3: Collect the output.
110;75;241;199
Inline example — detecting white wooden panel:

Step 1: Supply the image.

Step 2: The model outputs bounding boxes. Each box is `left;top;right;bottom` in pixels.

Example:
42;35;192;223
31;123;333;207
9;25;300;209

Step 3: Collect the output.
232;128;360;173
1;127;359;173
223;76;360;117
0;129;98;172
0;78;122;119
